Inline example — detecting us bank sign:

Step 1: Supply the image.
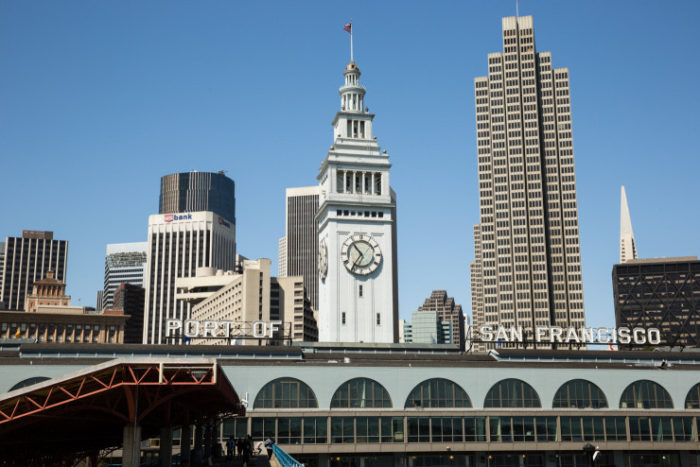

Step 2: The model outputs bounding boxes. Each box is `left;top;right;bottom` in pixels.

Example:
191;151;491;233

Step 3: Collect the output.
468;325;662;346
166;319;283;339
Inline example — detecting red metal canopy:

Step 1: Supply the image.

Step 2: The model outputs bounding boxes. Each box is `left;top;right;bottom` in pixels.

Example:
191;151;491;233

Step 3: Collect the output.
0;358;244;464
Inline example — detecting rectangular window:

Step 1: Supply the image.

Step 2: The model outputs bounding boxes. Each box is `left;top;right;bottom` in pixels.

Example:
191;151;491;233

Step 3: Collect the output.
560;416;582;441
341;312;346;325
650;417;673;442
303;417;327;444
356;417;379;443
359;285;363;297
277;417;302;445
380;417;404;443
535;417;557;441
673;417;694;442
251;418;276;439
582;417;605;441
407;417;430;443
376;313;380;325
512;416;535;442
464;417;487;442
629;417;651;442
331;417;354;444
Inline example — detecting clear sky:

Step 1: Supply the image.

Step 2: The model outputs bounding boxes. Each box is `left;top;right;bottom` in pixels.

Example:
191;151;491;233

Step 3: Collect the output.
1;1;698;329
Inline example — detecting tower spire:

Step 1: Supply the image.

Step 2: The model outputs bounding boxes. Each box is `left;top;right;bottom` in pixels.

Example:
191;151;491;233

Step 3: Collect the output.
620;185;638;263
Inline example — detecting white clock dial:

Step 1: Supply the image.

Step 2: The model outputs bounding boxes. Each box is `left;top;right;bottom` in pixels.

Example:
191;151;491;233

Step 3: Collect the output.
341;234;382;276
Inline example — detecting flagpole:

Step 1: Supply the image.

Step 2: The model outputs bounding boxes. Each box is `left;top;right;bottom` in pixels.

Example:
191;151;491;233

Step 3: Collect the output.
516;0;519;18
350;20;354;62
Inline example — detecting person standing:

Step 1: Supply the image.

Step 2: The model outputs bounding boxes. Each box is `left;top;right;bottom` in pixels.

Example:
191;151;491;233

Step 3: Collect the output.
264;437;274;460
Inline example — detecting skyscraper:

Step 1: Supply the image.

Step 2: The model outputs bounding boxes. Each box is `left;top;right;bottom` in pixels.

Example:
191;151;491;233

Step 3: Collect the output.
159;171;236;224
143;212;236;344
619;185;638;263
0;231;68;312
279;186;320;310
0;242;5;309
102;242;147;310
417;290;465;350
110;283;146;344
614;257;700;348
470;16;585;348
317;61;399;343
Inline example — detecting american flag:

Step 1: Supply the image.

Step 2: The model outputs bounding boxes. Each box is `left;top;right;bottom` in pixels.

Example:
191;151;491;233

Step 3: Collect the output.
343;22;352;34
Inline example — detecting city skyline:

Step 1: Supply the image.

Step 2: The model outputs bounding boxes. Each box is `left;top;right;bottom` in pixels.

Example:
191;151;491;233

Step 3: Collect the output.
1;1;699;329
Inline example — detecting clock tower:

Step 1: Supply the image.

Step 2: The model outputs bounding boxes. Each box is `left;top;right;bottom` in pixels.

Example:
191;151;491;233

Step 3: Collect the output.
317;61;399;343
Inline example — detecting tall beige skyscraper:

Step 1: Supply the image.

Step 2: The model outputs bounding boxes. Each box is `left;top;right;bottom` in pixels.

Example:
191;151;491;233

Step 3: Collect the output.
470;16;585;349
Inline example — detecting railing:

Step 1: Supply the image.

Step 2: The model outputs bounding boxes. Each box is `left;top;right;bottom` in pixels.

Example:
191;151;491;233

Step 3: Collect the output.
272;444;304;467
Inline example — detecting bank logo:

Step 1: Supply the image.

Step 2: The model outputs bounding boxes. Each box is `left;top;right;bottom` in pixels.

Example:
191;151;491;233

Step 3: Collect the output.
164;213;192;223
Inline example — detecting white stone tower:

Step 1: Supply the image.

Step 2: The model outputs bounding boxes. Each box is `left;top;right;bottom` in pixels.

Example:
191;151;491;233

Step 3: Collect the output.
619;185;638;263
316;61;399;343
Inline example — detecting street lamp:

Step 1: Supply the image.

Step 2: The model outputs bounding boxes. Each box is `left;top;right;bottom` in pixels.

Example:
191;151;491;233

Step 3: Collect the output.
582;443;600;467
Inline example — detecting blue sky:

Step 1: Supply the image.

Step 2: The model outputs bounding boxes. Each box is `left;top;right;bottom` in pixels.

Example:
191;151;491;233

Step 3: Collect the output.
1;1;698;328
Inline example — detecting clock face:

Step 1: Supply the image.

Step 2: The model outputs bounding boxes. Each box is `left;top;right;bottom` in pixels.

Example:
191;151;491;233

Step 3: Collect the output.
341;234;382;276
318;239;328;281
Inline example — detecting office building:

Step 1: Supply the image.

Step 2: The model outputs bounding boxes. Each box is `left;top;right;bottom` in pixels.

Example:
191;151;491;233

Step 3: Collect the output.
143;211;236;344
470;16;585;348
399;319;410;343
0;242;4;308
0;230;68;312
402;310;453;345
417;290;465;350
279;186;320;310
271;276;318;343
317;60;399;343
619;185;638;263
278;237;287;277
95;290;104;312
159;171;236;224
110;283;145;344
102;242;147;310
175;267;238;305
0;270;127;344
176;261;317;345
188;259;271;345
470;225;484;350
613;256;700;348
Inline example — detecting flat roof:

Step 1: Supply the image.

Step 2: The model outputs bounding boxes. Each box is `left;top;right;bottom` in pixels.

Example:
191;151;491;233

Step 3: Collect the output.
2;343;700;369
619;256;698;264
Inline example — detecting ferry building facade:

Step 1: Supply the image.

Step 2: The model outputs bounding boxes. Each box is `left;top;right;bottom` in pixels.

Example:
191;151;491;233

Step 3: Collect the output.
2;342;700;467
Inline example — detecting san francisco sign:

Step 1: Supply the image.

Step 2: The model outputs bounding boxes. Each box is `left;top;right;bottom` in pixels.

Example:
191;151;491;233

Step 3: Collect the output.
467;325;662;345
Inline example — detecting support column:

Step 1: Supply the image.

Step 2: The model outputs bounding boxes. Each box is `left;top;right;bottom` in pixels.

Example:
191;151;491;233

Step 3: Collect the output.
122;424;142;467
180;424;191;467
205;417;217;459
159;425;172;467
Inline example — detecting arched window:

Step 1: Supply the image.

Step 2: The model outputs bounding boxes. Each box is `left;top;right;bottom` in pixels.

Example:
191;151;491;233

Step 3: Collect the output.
685;383;700;409
404;378;472;408
484;379;541;408
253;378;318;409
619;380;673;409
9;376;50;392
331;378;391;408
553;379;608;409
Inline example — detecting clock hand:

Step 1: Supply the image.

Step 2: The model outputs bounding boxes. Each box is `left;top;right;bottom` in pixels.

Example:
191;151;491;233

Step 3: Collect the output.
351;253;363;271
352;243;363;257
